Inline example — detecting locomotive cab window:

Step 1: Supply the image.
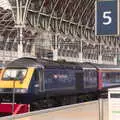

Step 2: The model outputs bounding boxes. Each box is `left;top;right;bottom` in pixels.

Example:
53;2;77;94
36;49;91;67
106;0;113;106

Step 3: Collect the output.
2;68;27;81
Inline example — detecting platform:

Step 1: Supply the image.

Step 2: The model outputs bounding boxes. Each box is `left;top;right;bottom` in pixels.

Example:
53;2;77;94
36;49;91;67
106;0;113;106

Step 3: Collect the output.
1;99;108;120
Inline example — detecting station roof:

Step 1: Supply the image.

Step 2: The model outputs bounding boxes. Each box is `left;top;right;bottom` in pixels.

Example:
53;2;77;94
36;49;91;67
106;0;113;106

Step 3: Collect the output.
0;0;95;42
9;0;95;27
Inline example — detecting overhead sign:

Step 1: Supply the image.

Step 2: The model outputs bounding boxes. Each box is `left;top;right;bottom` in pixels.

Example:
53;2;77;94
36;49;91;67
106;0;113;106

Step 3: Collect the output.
95;0;119;36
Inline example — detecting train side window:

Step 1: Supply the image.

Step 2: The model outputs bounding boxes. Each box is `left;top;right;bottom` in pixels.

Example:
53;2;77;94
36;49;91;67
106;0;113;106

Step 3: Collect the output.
117;72;120;82
114;72;120;83
102;72;120;87
84;70;97;88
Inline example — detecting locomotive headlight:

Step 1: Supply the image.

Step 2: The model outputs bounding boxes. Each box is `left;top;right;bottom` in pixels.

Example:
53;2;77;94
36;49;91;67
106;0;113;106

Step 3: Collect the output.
15;88;28;93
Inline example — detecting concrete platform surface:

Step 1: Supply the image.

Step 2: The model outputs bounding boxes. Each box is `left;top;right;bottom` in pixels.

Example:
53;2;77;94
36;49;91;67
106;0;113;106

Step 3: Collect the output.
1;99;108;120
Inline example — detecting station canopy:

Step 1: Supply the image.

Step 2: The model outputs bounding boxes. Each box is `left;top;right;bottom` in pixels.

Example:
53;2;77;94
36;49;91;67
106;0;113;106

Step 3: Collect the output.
0;0;95;48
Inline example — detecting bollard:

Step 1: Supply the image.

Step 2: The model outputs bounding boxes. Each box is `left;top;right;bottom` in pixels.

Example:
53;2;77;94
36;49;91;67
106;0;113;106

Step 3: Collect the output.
12;80;16;115
99;98;103;120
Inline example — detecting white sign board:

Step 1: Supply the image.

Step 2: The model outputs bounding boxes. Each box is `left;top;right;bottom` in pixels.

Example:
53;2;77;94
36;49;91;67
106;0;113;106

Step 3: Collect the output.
108;88;120;120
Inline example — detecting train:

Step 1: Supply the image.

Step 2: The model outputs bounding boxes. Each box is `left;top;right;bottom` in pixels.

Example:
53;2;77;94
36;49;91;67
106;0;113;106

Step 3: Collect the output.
0;57;120;114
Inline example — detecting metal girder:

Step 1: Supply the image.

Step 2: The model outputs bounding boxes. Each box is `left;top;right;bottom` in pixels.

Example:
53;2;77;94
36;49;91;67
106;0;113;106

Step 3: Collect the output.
12;0;96;30
76;0;94;32
36;0;46;26
4;28;15;50
81;0;95;25
59;0;71;30
23;0;32;24
48;0;59;29
68;0;81;32
86;9;94;27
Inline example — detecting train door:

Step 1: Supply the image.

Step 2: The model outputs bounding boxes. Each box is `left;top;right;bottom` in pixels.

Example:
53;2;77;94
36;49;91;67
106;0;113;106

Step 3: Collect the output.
83;70;97;90
33;68;44;94
75;71;83;90
38;68;44;92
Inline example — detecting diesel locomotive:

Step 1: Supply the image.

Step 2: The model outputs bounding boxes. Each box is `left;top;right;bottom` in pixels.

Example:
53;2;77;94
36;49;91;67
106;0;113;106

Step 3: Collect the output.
0;57;120;114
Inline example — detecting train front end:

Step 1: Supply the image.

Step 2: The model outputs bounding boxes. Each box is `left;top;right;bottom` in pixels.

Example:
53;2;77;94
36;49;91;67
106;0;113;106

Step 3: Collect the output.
0;66;35;114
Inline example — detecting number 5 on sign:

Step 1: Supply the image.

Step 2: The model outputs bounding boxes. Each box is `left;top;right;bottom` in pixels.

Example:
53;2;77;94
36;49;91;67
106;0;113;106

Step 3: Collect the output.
103;11;112;25
95;0;119;36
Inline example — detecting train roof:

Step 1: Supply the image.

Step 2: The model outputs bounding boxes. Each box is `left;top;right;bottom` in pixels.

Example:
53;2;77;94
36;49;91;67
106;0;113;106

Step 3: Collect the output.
5;57;82;70
92;63;120;70
78;62;120;70
6;57;120;70
6;57;44;68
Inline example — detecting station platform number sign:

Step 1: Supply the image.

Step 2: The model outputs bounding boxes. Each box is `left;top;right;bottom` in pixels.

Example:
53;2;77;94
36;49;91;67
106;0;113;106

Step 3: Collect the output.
95;0;120;36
